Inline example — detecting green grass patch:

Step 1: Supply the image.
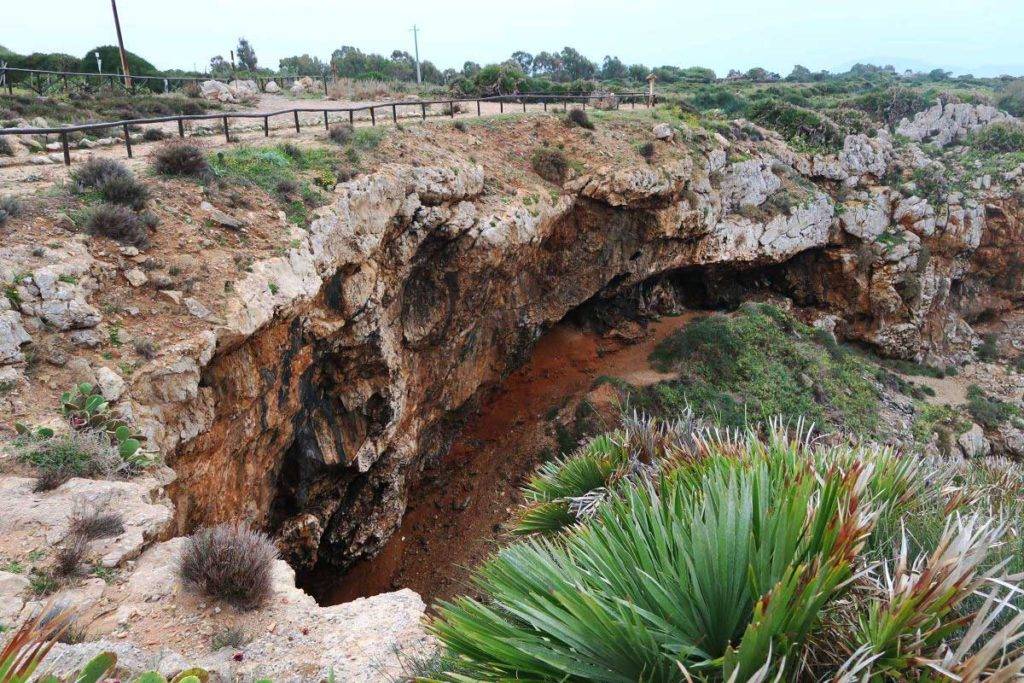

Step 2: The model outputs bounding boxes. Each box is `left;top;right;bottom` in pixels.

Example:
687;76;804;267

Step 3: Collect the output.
635;303;883;434
208;143;347;225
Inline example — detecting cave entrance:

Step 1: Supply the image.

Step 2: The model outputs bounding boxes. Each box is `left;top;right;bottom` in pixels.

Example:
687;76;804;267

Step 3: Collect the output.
295;257;824;606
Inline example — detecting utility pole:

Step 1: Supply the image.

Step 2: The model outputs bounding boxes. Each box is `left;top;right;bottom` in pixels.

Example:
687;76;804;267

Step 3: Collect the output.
411;25;422;84
110;0;132;89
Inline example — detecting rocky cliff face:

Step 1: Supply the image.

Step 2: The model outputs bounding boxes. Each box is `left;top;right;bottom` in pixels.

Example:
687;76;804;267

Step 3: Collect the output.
115;107;1024;574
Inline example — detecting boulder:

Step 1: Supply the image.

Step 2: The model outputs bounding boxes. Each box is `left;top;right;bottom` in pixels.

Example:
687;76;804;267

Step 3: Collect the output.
200;80;235;104
958;423;991;458
95;366;127;402
652;123;673;140
0;310;31;364
264;80;280;94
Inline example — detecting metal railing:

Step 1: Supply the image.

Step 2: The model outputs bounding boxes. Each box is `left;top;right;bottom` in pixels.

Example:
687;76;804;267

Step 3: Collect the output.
0;92;654;166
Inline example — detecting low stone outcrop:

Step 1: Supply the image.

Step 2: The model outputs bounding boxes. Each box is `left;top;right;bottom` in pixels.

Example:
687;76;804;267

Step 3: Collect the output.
896;102;1010;147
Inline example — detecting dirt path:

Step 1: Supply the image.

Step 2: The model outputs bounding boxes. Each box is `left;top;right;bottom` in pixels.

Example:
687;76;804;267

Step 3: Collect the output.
305;313;696;607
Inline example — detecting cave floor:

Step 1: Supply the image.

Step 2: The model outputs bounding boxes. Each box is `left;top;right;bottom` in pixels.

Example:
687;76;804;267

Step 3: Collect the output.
315;312;697;606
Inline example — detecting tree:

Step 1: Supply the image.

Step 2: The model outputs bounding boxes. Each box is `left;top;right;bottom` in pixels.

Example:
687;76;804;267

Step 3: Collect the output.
745;67;770;81
787;64;812;81
510;51;534;74
462;61;481;77
928;68;951;81
627;64;649;82
601;55;627;80
278;54;326;77
532;51;563;78
559;46;596;81
236;37;257;72
209;55;230;77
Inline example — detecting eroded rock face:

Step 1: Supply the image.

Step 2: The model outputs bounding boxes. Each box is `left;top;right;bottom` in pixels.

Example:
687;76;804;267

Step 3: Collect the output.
129;110;1024;575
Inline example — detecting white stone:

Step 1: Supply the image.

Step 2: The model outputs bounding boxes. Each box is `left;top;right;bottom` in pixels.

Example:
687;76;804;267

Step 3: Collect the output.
95;366;127;402
958;423;991;458
0;310;31;364
125;268;148;287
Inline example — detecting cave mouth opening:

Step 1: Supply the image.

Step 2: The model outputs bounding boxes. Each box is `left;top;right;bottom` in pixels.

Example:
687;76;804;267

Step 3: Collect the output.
291;255;824;607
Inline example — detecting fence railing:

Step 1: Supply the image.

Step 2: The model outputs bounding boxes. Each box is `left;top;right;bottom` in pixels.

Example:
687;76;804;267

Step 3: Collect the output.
0;92;654;166
0;65;314;96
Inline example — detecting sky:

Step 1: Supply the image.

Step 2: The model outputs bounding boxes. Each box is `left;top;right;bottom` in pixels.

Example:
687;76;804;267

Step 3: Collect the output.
4;0;1024;77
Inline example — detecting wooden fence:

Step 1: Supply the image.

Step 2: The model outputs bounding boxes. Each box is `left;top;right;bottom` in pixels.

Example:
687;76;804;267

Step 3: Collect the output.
0;92;654;166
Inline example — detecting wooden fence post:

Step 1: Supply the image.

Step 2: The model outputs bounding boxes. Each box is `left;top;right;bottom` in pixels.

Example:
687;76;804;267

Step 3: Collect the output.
449;101;455;118
392;104;397;123
178;119;185;138
370;107;376;126
60;131;70;166
223;116;230;142
476;100;481;116
348;110;354;126
264;116;269;137
324;110;329;130
293;111;300;132
420;103;426;120
123;123;133;158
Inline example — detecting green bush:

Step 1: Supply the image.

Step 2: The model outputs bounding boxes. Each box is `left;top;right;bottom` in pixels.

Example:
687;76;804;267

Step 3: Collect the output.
966;384;1020;428
968;122;1024;154
747;99;844;152
430;425;1023;681
851;86;931;127
637;304;881;434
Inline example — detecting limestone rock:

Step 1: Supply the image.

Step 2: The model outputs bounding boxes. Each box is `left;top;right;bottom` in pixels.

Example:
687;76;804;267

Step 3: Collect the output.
958;423;991;458
0;474;174;572
896;102;1012;148
652;123;673;140
264;80;281;93
0;310;31;364
0;571;29;624
125;268;148;287
200;201;243;230
719;158;782;210
95;366;127;402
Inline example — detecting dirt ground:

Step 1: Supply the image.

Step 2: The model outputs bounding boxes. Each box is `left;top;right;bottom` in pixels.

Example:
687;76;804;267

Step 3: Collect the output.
308;313;696;606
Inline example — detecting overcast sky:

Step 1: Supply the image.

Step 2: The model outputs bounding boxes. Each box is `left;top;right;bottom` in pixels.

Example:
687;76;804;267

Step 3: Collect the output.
5;0;1024;77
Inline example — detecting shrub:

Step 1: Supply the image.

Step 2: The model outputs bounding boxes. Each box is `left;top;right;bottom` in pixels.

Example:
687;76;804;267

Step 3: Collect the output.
997;79;1024;117
748;99;844;152
637;141;655;162
152;142;209;177
430;425;1024;681
178;523;278;610
71;157;130;192
70;157;149;210
530;147;569;184
566;108;594;130
54;533;89;577
968;121;1024;154
68;502;124;540
0;195;23;227
966;384;1020;429
327;123;353;144
977;332;999;361
453;120;468;132
852;86;931;127
15;430;126;480
95;175;150;210
275;178;298;196
85;203;153;248
142;127;166;142
0;137;13;157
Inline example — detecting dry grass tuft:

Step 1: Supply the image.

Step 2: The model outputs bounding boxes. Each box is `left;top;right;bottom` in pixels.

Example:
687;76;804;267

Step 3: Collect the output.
178;523;278;610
